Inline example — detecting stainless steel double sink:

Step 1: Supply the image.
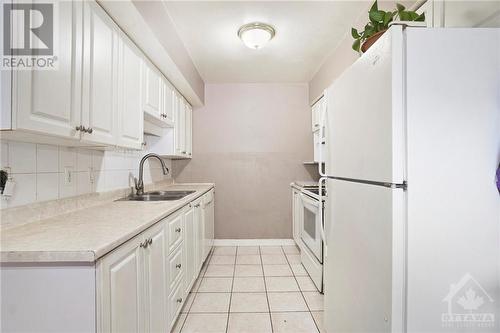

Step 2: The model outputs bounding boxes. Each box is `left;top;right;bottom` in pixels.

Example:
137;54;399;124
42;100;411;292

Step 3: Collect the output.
118;190;196;202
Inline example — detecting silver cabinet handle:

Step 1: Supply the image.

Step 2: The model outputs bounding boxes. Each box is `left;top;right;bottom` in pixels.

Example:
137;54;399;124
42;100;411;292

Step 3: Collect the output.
175;227;181;233
176;298;183;303
86;127;93;134
140;241;148;249
148;238;153;245
194;203;201;208
75;125;86;132
176;263;182;269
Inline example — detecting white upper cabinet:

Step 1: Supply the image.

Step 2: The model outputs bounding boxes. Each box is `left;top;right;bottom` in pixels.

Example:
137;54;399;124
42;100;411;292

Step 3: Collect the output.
174;93;186;155
117;33;144;149
81;1;118;146
143;62;175;128
161;79;175;126
185;103;193;157
9;0;82;139
143;63;162;121
3;0;190;152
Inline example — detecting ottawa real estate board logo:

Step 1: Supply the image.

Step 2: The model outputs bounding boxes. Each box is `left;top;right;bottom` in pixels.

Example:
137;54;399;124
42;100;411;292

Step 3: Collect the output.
1;1;58;70
442;273;496;329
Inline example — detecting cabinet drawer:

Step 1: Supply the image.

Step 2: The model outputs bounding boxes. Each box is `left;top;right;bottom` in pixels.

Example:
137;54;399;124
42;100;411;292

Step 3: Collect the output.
169;243;184;288
168;280;185;327
168;213;184;252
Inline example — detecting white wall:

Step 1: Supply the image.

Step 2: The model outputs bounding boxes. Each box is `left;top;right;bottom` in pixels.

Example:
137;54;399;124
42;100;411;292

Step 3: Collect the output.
0;141;171;209
173;83;317;239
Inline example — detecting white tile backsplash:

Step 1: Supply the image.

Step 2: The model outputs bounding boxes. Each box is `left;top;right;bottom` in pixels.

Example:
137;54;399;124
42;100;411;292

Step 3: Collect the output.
1;141;9;169
76;171;92;195
5;174;37;207
9;141;36;174
0;141;172;209
36;144;59;173
37;173;59;202
58;171;76;199
59;147;77;171
76;149;92;172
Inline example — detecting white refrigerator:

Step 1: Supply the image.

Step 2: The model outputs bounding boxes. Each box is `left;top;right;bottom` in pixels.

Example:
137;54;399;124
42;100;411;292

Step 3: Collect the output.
321;26;500;332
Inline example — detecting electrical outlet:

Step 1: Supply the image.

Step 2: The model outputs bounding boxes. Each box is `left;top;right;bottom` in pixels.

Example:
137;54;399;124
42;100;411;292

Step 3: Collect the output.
64;167;73;185
89;167;94;184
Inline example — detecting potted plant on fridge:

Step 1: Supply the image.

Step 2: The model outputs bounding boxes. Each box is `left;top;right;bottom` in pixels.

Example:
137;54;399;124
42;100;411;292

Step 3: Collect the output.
351;0;425;53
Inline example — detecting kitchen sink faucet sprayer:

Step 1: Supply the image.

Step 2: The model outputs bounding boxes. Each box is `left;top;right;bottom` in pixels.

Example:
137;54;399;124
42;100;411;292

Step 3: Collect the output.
134;153;170;196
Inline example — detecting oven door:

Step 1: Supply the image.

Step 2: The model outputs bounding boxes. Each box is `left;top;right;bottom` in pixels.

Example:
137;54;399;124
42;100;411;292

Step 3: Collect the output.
300;193;323;263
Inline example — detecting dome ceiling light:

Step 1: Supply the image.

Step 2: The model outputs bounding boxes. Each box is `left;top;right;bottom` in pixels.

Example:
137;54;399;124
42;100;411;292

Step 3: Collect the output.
237;22;276;50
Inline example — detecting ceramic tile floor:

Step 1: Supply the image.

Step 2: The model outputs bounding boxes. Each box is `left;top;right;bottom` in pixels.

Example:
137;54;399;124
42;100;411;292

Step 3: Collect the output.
171;245;325;333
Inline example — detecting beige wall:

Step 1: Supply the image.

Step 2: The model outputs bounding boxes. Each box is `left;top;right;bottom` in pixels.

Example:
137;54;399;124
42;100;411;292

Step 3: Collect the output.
173;83;317;239
309;1;417;103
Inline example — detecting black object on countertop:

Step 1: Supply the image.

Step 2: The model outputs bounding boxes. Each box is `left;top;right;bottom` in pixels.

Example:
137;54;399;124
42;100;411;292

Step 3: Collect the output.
0;170;8;194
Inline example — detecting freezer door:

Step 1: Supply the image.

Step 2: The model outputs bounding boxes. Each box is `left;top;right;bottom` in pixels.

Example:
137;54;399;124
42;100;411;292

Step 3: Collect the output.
324;179;406;333
325;26;405;184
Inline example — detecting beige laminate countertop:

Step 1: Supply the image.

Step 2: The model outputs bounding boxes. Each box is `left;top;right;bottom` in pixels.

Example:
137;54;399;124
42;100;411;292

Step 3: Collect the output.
0;183;214;264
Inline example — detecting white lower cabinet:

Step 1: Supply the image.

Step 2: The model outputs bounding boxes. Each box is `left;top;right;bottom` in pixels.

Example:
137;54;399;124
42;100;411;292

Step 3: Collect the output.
97;232;145;332
97;191;214;333
144;222;169;333
202;190;215;258
183;204;196;293
1;189;214;332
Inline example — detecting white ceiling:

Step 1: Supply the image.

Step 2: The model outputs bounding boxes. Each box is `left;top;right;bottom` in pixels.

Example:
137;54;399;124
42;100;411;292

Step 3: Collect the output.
164;1;367;83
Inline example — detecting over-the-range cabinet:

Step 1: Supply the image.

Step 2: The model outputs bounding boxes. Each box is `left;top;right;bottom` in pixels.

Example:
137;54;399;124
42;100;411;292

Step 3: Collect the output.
320;26;500;333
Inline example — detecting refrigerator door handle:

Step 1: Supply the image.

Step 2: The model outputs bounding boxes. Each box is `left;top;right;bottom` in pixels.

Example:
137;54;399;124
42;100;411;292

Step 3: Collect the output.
319;177;328;251
318;90;328;177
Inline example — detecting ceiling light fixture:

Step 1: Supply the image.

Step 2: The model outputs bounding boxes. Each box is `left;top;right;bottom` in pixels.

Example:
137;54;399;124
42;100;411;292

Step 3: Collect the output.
238;22;276;50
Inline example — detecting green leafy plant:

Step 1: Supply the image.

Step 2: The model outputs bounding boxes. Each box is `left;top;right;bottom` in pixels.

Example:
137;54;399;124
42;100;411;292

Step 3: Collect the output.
352;0;425;52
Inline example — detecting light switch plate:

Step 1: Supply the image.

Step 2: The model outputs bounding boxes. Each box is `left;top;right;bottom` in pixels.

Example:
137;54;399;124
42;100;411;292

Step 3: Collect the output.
64;167;74;185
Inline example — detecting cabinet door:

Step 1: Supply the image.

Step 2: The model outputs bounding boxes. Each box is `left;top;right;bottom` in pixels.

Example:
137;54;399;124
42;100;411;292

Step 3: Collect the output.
183;205;196;293
98;234;145;333
161;79;174;125
143;222;168;333
203;191;215;258
194;201;204;272
175;94;186;155
117;34;143;149
12;0;82;139
185;103;192;157
81;1;118;145
143;63;161;120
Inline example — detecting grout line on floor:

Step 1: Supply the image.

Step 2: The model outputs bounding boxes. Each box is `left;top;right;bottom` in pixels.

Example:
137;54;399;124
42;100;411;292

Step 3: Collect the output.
282;245;320;333
224;246;237;333
178;248;214;333
259;246;274;333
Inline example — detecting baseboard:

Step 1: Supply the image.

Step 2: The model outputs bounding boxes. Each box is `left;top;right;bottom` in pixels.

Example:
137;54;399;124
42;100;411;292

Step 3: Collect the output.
213;239;296;246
